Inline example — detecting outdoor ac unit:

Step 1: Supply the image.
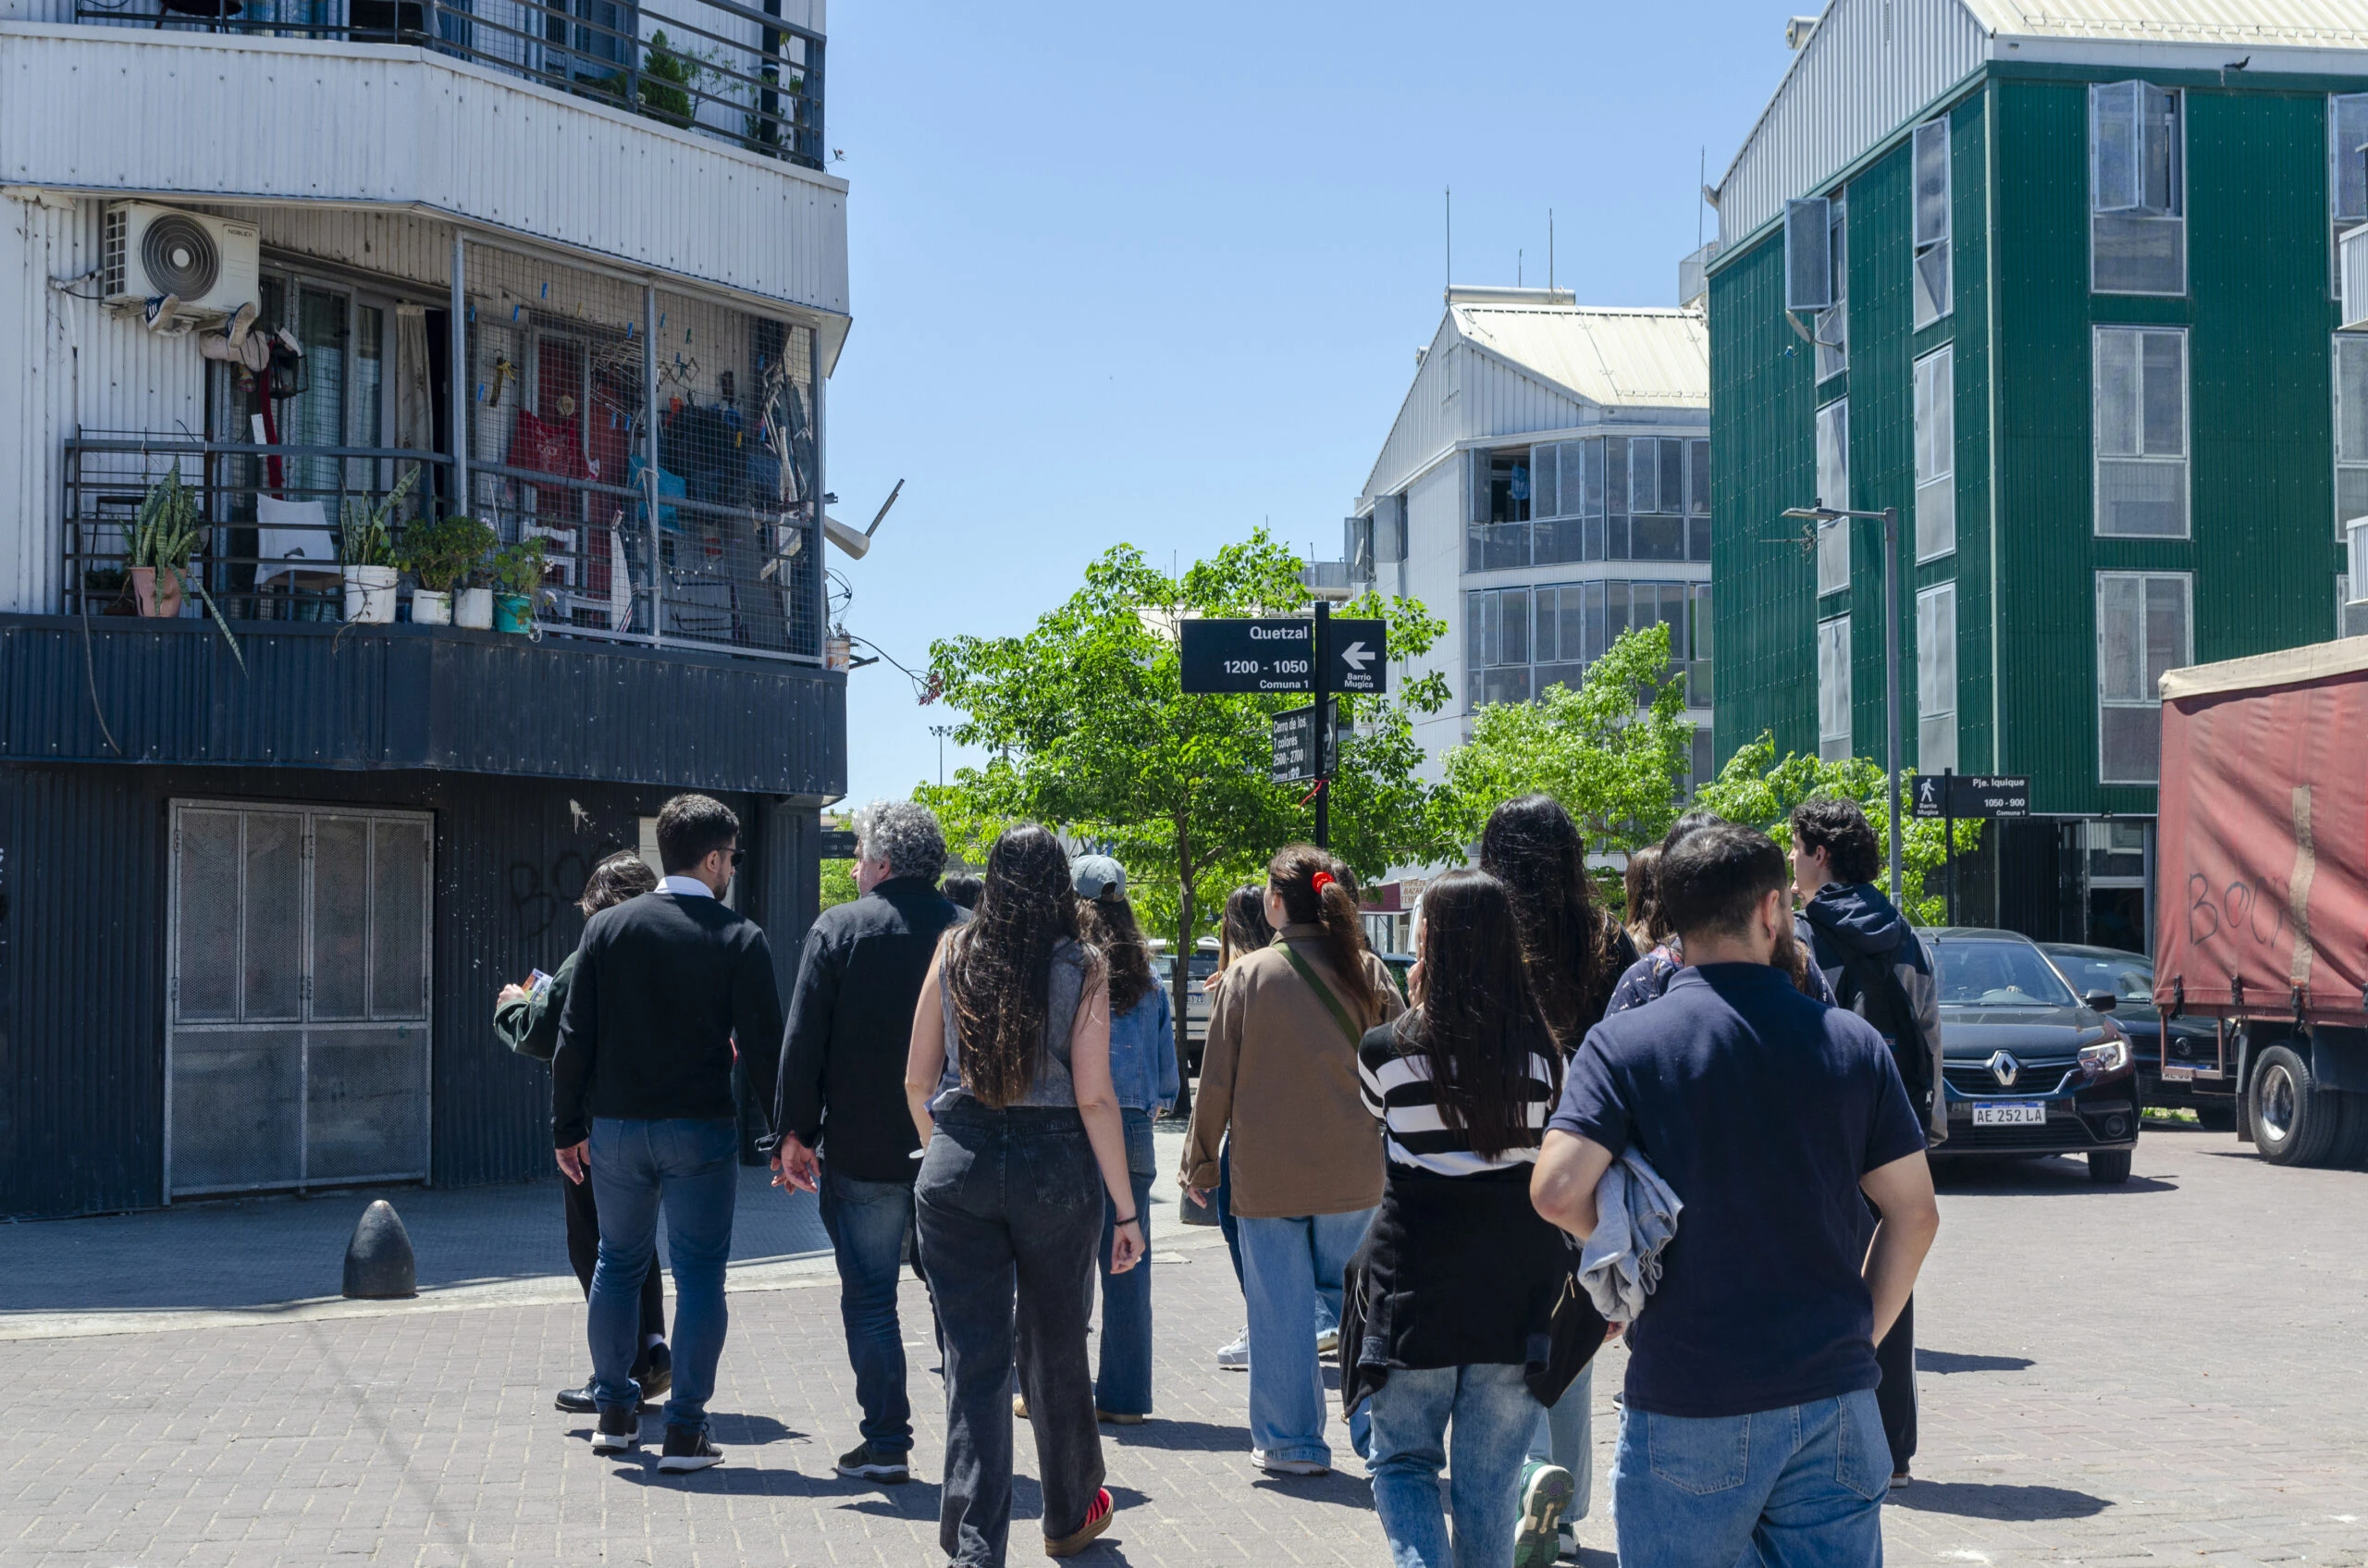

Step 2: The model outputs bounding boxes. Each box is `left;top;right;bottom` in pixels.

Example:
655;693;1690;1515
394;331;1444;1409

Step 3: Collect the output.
2350;518;2368;600
101;203;260;319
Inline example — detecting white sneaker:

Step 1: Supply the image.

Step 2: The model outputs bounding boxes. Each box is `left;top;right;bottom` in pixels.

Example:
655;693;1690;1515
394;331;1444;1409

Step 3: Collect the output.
1215;1328;1250;1370
1315;1326;1339;1356
1252;1449;1329;1477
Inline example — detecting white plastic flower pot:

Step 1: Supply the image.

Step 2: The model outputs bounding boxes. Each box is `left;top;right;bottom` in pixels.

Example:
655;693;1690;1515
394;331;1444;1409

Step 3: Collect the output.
342;565;399;623
410;588;452;625
452;586;495;630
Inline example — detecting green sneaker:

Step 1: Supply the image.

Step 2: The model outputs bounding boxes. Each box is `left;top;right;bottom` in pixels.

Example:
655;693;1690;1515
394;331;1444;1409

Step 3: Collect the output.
1513;1459;1574;1568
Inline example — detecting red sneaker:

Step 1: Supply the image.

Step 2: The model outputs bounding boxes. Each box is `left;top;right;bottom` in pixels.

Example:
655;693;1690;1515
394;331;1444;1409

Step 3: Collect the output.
1044;1487;1113;1558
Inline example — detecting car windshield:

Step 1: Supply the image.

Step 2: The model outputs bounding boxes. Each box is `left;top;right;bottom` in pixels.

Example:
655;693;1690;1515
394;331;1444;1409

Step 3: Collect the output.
2046;948;2154;1004
1933;941;2078;1008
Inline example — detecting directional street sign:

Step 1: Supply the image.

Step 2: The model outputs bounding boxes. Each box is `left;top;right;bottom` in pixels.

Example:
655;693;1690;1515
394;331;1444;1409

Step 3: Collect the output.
1179;617;1388;695
1270;699;1341;784
1910;773;2030;820
1320;617;1388;694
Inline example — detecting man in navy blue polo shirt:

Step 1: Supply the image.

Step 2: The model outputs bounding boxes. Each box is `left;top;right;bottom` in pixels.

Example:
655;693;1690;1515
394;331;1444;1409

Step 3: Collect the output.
1531;824;1940;1567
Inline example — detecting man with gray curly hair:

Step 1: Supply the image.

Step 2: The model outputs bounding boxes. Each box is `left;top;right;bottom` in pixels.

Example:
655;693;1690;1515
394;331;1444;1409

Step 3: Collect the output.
771;797;962;1484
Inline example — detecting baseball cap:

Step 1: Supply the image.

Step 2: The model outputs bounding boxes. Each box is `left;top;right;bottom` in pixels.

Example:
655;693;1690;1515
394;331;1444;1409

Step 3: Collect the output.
1071;854;1127;900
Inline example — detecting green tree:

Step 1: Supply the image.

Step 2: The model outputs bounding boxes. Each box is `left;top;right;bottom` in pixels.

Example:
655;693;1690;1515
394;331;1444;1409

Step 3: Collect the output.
922;532;1462;1084
1695;733;1981;926
819;858;859;910
1441;622;1697;854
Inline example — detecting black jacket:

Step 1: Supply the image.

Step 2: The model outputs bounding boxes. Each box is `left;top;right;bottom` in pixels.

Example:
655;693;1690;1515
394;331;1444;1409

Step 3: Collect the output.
1799;882;1945;1144
552;889;783;1147
773;877;967;1184
494;950;577;1062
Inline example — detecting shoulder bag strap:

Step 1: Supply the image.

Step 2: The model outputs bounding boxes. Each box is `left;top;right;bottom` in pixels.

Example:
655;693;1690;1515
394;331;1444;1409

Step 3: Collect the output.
1279;941;1365;1048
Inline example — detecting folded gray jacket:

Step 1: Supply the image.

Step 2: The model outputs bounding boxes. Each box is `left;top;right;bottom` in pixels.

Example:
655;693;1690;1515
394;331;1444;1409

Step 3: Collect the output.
1578;1149;1683;1324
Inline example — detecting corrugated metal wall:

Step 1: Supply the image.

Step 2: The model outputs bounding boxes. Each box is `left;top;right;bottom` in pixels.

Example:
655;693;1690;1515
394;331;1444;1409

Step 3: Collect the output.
1716;0;1989;249
1948;88;1995;774
0;762;820;1216
1840;136;1920;767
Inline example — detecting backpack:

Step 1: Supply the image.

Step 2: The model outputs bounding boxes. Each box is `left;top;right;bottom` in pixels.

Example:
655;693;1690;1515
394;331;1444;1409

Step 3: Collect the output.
1835;945;1937;1123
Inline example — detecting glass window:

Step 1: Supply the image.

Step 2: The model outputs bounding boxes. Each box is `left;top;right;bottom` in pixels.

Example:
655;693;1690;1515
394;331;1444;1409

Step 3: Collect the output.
1816;398;1850;595
1687;581;1713;705
2335;335;2368;534
2341;573;2368;638
1628;438;1660;514
1531;442;1560;521
2091;81;2185;294
1913;117;1952;327
1918;581;1957;774
1817;192;1849;379
1467;451;1533;570
2094;327;2188;537
2096;572;2190;784
1932;940;2078;1007
2331;93;2368;297
1915;345;1955;561
1819;614;1852;761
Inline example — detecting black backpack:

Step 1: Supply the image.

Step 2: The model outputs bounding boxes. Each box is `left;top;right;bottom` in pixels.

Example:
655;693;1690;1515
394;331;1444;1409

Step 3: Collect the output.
1835;945;1936;1121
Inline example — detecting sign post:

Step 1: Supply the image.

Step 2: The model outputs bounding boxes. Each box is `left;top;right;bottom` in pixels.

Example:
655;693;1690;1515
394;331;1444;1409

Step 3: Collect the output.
1179;609;1388;852
1314;602;1331;849
1909;773;2030;925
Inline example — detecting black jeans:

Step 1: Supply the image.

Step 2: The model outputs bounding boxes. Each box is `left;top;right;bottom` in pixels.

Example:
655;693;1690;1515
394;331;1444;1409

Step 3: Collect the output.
916;1102;1105;1566
1875;1292;1917;1472
562;1163;667;1351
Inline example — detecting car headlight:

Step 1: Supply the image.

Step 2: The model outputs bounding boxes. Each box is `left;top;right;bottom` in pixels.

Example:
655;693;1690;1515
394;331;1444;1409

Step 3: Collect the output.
2078;1036;2131;1076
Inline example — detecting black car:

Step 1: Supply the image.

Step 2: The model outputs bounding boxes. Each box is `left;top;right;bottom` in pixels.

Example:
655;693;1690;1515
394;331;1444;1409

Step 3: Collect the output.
2039;943;2237;1130
1928;928;2140;1184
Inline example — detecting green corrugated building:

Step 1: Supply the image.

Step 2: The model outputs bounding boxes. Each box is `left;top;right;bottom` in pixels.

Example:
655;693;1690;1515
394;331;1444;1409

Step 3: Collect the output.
1707;0;2368;949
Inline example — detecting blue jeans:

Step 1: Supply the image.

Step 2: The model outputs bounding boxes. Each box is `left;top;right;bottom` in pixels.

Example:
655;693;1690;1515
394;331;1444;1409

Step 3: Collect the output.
1525;1361;1593;1521
1093;1109;1157;1415
1236;1207;1375;1466
1368;1362;1543;1568
819;1163;917;1453
1611;1391;1890;1568
586;1117;739;1432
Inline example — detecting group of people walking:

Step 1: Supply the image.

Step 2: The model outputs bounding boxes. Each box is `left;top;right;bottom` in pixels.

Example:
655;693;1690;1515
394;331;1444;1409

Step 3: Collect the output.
516;783;1945;1567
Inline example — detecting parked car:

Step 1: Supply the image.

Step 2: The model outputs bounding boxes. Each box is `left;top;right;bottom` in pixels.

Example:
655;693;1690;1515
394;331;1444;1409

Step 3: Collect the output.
1150;948;1217;1075
1928;928;2140;1184
2040;943;2236;1130
1378;952;1414;1000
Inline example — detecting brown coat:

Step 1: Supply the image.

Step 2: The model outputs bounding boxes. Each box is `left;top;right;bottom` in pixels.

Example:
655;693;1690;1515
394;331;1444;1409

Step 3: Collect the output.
1179;924;1405;1219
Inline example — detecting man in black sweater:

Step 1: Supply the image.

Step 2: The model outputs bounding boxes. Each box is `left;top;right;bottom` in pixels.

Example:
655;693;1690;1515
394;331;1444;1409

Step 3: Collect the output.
554;793;783;1475
772;798;963;1484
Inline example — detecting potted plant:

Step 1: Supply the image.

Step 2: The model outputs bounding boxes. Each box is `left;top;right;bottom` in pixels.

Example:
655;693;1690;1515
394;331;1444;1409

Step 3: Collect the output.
338;468;419;624
488;537;549;634
396;514;494;626
126;469;244;670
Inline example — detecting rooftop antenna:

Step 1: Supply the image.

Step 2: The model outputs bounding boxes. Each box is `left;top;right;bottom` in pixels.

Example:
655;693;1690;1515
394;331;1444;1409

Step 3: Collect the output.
1445;186;1452;290
1518;249;1523;287
1549;209;1555;293
1697;147;1707;250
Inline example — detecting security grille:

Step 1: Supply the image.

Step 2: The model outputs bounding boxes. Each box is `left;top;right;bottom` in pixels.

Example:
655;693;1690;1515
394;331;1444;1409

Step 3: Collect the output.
166;801;433;1198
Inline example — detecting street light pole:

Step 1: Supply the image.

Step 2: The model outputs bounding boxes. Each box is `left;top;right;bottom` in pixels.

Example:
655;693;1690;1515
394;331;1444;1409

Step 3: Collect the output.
929;723;955;788
1782;503;1906;904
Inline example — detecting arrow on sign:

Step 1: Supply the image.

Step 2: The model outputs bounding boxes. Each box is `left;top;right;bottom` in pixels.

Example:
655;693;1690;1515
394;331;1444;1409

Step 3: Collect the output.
1340;641;1374;673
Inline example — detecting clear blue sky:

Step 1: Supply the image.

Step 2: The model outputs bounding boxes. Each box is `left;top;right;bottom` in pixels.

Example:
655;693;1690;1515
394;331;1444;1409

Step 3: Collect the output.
823;0;1797;806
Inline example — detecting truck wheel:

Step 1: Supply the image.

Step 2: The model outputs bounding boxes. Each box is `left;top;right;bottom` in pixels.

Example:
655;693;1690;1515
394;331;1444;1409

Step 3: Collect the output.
2250;1044;2341;1167
2087;1149;2132;1184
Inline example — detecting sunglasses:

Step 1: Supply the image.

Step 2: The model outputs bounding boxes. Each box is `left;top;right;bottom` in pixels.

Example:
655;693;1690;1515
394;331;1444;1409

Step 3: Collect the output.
729;849;746;868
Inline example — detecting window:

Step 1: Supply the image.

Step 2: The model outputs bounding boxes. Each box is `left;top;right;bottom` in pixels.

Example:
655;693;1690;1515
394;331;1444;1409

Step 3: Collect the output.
1818;192;1849;378
2330;93;2368;297
2091;80;2185;294
1917;582;1958;773
1687;581;1713;705
2093;327;2188;537
1818;614;1852;761
2337;335;2368;534
1523;436;1707;566
1914;346;1955;561
1913;117;1952;327
1466;451;1532;570
1816;400;1850;594
1470;579;1708;708
2341;573;2368;638
1466;586;1533;708
2095;572;2190;784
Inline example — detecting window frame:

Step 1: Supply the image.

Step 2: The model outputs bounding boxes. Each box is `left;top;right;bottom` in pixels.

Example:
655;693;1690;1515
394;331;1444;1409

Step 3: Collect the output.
2092;325;2190;540
2093;570;2192;785
2090;80;2187;297
1914;344;1956;562
2334;333;2368;538
1816;191;1849;380
1917;580;1958;774
2330;93;2368;300
1818;613;1853;762
1912;117;1953;327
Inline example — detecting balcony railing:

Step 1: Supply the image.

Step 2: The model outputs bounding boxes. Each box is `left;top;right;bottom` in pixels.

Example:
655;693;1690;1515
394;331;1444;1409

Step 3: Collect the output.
70;0;823;167
63;434;822;661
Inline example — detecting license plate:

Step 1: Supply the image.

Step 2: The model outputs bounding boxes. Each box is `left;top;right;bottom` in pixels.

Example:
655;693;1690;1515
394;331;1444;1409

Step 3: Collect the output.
1972;1102;2047;1127
2161;1064;2195;1081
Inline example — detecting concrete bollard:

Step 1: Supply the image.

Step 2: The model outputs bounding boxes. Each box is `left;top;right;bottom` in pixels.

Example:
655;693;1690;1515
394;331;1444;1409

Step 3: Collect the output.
342;1199;418;1300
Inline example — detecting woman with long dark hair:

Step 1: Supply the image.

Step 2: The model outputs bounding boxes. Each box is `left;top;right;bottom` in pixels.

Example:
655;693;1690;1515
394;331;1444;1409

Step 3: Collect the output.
904;825;1143;1562
1179;844;1403;1477
1344;869;1596;1568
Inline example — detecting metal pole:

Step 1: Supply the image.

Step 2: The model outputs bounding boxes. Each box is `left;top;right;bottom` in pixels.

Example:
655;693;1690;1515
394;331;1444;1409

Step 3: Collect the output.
1883;506;1903;906
1314;599;1331;850
644;284;661;646
450;236;468;516
1943;766;1956;926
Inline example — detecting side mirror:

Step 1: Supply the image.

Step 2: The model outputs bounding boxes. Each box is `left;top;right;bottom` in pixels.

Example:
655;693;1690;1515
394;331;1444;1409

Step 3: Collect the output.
2085;990;2119;1014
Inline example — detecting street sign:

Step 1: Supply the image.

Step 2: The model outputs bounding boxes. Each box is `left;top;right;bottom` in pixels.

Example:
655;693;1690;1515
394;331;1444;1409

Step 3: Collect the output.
1179;618;1318;693
1270;699;1341;784
820;828;859;858
1910;773;2030;820
1320;617;1388;694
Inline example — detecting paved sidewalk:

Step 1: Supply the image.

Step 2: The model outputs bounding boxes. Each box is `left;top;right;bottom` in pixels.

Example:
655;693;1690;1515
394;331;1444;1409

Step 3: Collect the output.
1;1125;2363;1565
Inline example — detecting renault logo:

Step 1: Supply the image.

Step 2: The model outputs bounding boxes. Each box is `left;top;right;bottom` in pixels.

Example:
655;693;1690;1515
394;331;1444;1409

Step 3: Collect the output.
1988;1051;2021;1088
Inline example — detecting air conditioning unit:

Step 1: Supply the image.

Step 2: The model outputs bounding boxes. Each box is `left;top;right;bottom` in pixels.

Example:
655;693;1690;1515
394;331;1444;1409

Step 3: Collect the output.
101;203;260;320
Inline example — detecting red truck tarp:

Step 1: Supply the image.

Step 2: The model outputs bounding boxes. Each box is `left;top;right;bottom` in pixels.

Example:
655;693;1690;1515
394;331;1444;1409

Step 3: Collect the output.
2154;639;2368;1025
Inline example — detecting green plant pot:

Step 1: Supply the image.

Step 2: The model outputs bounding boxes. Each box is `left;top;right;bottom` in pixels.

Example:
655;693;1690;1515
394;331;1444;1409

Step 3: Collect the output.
492;592;534;634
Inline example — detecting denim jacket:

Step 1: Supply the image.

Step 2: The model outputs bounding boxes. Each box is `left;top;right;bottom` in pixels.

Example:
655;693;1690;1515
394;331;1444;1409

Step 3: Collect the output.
1108;985;1178;1114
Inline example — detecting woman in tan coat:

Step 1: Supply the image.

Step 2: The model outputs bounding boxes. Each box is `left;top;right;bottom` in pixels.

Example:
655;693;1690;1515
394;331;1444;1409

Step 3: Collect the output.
1180;844;1402;1477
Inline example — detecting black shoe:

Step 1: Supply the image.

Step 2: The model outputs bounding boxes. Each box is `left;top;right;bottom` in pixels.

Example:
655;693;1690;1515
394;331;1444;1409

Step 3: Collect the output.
555;1382;598;1414
658;1426;723;1474
832;1440;911;1482
590;1407;640;1455
636;1343;673;1401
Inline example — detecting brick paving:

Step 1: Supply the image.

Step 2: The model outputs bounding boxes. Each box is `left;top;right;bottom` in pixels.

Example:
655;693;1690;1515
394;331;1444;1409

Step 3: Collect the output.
2;1124;2363;1565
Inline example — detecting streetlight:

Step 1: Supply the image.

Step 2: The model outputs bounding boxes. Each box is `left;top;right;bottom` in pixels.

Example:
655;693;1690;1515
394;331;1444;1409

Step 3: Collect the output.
929;723;956;788
1782;504;1904;906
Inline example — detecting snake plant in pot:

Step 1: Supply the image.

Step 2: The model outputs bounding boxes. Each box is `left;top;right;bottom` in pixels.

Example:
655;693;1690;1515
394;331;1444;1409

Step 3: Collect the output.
339;468;419;624
129;469;245;672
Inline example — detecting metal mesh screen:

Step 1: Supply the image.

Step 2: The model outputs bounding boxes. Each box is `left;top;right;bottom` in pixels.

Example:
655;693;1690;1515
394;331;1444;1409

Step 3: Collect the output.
174;809;241;1021
370;820;429;1020
170;1031;305;1194
310;816;372;1021
242;809;306;1021
306;1029;432;1183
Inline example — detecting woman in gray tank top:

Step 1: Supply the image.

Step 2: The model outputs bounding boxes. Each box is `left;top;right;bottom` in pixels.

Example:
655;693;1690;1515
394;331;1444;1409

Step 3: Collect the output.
902;824;1142;1564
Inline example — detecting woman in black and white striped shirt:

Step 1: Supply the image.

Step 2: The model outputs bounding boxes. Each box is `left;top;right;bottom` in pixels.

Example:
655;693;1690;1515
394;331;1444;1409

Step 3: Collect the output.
1345;869;1583;1568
